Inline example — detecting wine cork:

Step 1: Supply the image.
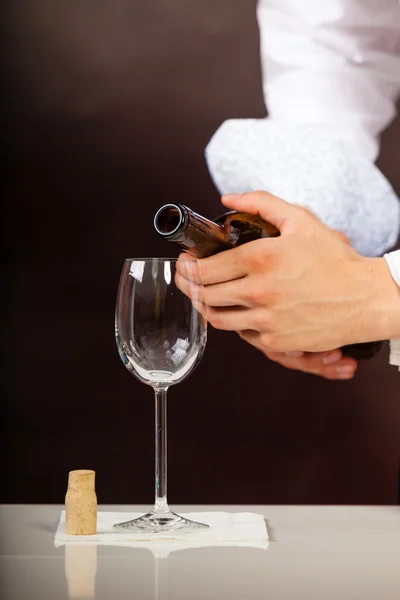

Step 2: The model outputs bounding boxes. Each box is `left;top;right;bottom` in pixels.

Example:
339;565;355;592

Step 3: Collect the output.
65;470;97;535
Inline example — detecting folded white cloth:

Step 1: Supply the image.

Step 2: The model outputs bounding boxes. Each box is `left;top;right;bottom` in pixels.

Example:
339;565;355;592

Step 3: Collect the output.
54;511;269;553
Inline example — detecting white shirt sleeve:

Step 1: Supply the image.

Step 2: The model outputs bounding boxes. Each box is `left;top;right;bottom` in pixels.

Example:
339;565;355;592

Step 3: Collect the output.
205;0;400;257
383;250;400;370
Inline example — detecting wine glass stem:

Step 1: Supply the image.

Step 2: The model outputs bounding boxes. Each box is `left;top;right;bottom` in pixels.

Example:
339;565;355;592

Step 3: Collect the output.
154;388;169;514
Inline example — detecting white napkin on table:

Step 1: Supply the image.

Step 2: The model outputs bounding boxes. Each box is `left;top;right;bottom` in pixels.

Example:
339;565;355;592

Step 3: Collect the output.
54;511;269;552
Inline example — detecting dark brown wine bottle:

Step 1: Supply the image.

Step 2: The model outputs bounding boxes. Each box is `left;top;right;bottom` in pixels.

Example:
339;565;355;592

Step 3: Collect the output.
153;203;279;257
154;203;383;362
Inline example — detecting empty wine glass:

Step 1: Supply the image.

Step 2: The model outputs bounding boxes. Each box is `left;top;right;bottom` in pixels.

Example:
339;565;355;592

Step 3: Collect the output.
113;258;207;532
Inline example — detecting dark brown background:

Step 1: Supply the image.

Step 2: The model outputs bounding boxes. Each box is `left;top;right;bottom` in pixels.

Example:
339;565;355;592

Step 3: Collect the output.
4;0;400;504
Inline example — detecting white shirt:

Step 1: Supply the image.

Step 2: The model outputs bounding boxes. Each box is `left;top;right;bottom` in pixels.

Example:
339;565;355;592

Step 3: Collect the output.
205;0;400;369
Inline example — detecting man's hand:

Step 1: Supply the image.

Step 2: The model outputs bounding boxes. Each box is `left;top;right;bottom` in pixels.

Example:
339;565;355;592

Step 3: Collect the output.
176;191;396;379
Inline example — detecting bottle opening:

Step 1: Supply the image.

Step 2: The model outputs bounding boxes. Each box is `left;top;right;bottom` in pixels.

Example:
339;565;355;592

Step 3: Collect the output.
154;204;184;236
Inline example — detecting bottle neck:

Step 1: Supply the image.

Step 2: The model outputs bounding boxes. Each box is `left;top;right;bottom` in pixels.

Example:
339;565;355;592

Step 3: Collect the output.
154;204;231;258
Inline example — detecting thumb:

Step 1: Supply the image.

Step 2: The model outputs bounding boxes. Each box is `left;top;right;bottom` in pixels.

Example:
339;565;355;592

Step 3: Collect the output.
221;191;304;231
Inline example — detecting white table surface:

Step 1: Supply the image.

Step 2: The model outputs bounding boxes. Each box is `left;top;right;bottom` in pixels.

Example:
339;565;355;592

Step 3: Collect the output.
1;504;399;599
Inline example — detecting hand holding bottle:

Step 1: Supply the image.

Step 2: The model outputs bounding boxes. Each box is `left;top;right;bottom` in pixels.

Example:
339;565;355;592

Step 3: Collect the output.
176;191;400;379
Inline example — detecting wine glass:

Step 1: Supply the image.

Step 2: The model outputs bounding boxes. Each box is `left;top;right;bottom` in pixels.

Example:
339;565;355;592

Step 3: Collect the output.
113;258;207;532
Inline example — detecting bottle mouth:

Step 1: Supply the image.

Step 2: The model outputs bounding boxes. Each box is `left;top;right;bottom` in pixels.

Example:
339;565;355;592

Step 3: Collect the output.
154;204;184;236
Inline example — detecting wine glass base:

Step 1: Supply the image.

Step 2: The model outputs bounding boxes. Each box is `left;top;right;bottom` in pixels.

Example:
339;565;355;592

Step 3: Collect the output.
113;510;209;533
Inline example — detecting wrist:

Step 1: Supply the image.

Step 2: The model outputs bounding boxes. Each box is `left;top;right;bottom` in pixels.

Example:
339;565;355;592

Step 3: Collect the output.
357;257;400;342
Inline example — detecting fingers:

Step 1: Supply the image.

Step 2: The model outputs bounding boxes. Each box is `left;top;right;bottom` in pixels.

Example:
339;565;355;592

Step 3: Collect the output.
175;278;266;331
238;330;358;380
221;191;312;232
198;278;253;307
266;350;358;380
206;306;267;331
177;249;249;286
175;280;259;331
177;236;277;287
175;271;206;305
274;350;343;369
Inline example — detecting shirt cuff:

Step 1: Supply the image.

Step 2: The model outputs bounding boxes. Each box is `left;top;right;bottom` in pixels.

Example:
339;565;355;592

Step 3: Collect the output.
388;339;400;370
384;250;400;371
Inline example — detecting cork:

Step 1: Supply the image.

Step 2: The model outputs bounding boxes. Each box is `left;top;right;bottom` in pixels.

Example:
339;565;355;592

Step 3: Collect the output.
65;470;97;535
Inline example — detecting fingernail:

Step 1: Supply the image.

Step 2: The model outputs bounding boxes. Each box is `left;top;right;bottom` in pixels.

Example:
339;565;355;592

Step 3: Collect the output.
322;352;341;365
336;372;355;380
222;193;242;199
336;365;355;375
284;351;304;357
